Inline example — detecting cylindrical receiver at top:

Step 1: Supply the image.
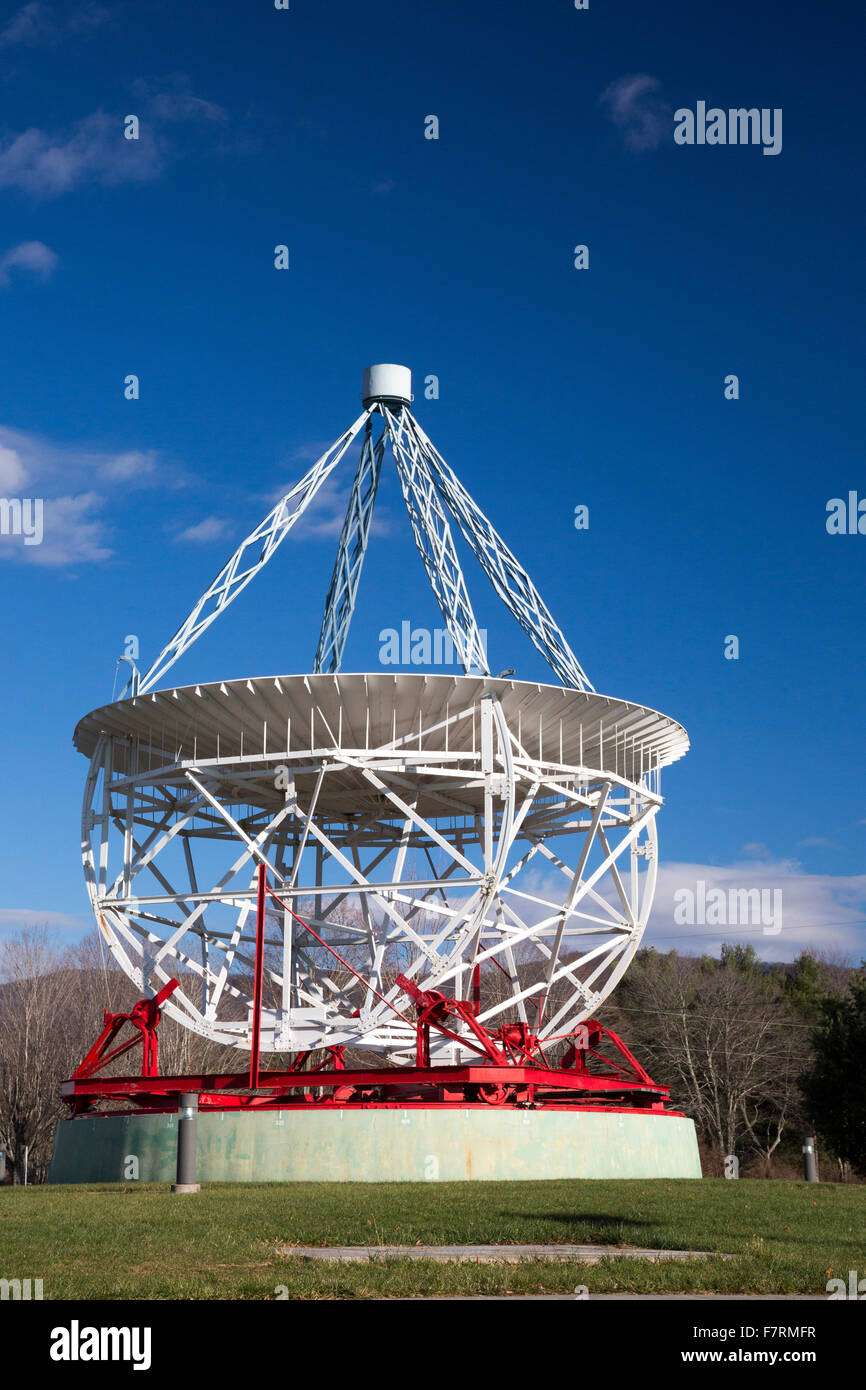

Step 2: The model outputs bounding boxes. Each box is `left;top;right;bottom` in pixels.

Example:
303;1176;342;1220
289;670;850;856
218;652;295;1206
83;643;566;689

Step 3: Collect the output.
362;363;413;408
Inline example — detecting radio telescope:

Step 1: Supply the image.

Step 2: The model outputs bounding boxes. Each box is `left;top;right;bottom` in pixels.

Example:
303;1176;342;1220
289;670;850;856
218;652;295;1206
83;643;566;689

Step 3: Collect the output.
55;364;701;1185
76;365;687;1064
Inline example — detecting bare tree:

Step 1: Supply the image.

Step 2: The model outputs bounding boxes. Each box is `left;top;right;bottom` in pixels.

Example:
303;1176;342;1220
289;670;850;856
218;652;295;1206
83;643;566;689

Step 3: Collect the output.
614;948;809;1170
0;929;81;1183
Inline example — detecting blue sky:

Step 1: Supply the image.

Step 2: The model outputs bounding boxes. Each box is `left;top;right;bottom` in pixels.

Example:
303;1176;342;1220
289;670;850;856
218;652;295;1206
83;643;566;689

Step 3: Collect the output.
0;0;863;963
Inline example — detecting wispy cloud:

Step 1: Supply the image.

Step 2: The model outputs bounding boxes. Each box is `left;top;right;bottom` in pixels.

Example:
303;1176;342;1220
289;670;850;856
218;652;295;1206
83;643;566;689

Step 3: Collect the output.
0;426;160;491
0;2;113;51
265;471;392;542
0;906;91;932
741;841;771;859
0;77;227;198
289;475;357;539
100;449;158;482
514;854;866;966
648;857;866;963
175;516;230;544
0;491;111;567
36;493;112;566
0;443;27;491
0;110;160;196
133;76;228;127
279;438;336;466
0;239;58;287
599;74;671;151
0;425;168;566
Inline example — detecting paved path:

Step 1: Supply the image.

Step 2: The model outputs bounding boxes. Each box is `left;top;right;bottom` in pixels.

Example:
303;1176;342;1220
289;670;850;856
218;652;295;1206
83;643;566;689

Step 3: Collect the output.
280;1243;729;1264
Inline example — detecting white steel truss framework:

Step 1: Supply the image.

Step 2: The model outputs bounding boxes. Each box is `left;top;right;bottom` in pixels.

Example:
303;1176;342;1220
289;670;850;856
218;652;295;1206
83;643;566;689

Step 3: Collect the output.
314;418;385;677
81;680;665;1058
135;397;592;697
83;374;689;1061
137;411;372;697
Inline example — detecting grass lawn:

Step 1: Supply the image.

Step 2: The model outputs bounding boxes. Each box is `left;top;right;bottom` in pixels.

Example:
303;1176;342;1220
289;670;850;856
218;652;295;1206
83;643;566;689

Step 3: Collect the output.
0;1179;862;1299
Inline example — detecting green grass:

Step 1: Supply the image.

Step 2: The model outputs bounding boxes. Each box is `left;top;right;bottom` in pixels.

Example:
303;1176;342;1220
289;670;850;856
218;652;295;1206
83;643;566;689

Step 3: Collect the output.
0;1179;862;1299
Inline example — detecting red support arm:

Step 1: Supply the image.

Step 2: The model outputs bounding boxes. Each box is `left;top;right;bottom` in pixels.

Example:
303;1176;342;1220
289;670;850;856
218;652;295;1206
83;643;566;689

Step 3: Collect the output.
72;978;180;1080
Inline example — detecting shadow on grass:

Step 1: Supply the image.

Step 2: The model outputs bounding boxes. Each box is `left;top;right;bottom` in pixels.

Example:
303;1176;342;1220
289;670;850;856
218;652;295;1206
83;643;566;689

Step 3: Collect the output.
500;1213;653;1241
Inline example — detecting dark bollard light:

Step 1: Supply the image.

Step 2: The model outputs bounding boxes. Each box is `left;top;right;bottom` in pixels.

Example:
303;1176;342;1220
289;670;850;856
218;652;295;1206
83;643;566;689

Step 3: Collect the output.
172;1092;200;1194
802;1136;819;1183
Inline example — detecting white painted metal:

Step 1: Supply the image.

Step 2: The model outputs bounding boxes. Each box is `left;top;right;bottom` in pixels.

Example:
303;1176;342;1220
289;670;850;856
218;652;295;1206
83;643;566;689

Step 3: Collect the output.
314;419;384;675
398;410;594;692
79;367;688;1060
78;674;687;1057
135;366;587;691
362;363;413;406
384;407;490;677
135;410;371;696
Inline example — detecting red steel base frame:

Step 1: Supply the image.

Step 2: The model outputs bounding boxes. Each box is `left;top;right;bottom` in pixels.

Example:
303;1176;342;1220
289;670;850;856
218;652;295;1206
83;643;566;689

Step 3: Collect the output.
63;871;682;1117
62;1002;680;1118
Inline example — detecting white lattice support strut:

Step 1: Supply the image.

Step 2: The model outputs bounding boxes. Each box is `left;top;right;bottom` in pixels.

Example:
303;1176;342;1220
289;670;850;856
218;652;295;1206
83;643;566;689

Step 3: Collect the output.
382;406;490;677
78;367;689;1068
314;417;385;674
137;410;372;695
77;674;683;1056
403;410;594;692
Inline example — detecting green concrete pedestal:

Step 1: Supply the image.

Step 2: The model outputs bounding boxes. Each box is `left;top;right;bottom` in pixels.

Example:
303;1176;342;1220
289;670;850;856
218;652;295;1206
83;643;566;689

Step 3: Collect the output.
50;1107;702;1183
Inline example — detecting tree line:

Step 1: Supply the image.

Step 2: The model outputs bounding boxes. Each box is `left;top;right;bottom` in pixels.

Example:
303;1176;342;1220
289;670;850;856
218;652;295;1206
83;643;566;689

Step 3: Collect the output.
0;927;864;1183
605;943;865;1179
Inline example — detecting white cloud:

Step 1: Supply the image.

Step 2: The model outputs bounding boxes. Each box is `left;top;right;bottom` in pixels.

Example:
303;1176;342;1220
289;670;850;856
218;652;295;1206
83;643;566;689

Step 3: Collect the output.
0;238;58;286
647;857;866;963
0;425;161;491
0;491;111;566
0;2;45;47
280;438;336;465
288;474;357;539
0;2;113;50
288;473;392;541
0;110;161;196
175;516;230;544
500;854;866;967
0;443;26;490
0;491;109;566
0;906;90;931
134;77;228;127
0;427;170;567
600;74;671;151
266;442;392;542
100;449;157;482
0;79;227;198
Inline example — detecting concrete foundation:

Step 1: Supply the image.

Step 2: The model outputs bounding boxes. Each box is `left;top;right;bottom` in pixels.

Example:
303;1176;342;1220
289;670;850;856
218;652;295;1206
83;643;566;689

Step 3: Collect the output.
49;1107;702;1184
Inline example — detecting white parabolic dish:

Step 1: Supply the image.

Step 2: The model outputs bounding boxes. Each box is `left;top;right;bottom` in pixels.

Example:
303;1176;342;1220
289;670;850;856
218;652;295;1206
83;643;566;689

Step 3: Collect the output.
76;366;689;1063
77;672;687;1059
